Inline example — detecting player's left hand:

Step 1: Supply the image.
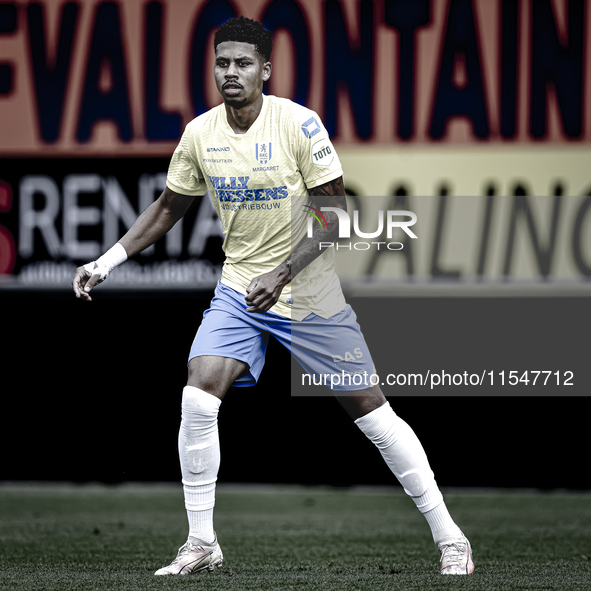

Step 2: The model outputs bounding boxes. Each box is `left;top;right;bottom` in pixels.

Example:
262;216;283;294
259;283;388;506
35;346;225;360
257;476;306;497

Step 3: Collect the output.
72;262;103;301
245;265;290;313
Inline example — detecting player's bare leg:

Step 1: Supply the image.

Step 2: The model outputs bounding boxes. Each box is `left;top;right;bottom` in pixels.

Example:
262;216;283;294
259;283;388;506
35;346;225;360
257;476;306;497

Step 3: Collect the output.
335;385;386;420
155;356;247;575
186;355;248;400
335;385;474;575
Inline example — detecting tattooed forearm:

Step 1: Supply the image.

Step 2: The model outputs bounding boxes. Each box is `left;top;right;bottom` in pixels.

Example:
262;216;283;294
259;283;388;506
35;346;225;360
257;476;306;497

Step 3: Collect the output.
281;176;347;282
308;176;346;199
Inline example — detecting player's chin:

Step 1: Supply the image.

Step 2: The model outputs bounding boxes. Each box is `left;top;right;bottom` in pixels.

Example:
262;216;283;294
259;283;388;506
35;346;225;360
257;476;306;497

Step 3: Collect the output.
222;94;246;108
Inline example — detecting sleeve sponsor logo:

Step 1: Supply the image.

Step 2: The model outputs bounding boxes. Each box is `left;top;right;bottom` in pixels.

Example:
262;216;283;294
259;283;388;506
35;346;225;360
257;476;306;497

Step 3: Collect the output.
301;117;321;139
311;138;334;167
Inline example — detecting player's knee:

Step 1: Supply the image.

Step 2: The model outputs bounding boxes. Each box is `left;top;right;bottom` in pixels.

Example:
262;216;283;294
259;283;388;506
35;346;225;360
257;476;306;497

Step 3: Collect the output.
186;370;220;398
187;356;243;398
338;387;387;420
180;386;220;430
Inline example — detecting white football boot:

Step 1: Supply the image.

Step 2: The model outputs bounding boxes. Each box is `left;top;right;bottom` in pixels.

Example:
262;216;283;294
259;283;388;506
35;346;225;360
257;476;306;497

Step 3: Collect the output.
438;535;474;575
154;535;223;575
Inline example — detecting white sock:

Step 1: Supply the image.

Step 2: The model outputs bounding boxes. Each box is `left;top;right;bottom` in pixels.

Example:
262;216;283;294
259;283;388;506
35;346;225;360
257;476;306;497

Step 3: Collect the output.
355;402;463;544
178;386;221;544
183;481;216;543
420;492;464;543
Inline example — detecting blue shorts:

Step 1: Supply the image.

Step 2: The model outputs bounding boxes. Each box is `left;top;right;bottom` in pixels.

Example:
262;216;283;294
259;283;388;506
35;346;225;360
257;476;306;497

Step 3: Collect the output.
189;281;376;391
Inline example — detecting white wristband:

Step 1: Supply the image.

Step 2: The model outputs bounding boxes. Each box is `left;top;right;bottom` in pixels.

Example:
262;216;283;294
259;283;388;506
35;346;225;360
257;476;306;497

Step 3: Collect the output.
98;242;128;271
83;243;128;282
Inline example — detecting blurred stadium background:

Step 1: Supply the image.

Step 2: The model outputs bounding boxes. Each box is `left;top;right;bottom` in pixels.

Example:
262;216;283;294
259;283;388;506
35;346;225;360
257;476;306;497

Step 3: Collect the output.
1;0;590;492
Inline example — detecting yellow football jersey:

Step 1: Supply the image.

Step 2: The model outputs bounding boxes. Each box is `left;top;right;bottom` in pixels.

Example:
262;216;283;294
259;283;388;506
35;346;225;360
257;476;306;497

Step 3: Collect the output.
166;94;346;320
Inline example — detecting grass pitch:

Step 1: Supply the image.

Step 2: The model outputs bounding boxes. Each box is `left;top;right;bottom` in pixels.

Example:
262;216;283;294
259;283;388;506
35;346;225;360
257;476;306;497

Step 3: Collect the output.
0;484;590;590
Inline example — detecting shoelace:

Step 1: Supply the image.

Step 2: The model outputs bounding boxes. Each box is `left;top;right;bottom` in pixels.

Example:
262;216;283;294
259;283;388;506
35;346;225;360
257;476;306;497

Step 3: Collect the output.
173;541;199;562
439;542;467;567
173;537;216;563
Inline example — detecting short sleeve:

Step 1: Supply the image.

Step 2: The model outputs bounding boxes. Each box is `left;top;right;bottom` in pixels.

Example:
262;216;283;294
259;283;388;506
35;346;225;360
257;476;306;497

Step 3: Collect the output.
296;111;343;189
166;125;207;196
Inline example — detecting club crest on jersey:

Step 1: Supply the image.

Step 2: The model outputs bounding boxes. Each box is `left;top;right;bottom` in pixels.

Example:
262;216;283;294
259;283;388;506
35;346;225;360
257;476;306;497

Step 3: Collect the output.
255;142;272;165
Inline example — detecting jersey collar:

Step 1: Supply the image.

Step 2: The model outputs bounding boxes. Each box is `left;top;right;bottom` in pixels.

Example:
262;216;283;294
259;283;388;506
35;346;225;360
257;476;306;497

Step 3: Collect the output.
219;94;269;137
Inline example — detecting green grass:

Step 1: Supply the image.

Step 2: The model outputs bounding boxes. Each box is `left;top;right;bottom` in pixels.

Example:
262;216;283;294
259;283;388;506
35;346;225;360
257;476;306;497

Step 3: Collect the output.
0;484;590;590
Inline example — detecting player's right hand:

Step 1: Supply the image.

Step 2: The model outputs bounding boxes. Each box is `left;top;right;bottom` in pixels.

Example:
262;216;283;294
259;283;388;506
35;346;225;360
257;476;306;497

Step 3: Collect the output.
72;262;104;302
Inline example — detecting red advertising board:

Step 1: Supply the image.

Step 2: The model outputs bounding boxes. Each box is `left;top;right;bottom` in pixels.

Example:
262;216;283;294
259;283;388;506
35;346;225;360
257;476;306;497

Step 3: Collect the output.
0;0;590;155
0;0;590;290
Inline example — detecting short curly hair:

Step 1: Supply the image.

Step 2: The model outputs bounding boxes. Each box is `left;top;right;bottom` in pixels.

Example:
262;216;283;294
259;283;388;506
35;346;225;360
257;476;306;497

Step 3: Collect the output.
214;17;273;61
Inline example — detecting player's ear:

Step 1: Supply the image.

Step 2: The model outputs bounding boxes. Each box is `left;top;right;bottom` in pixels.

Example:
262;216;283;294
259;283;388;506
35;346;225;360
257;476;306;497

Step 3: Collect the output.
262;61;271;82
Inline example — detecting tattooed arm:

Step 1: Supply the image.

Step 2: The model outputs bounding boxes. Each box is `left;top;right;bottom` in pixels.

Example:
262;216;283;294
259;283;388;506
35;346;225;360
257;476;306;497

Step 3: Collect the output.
282;176;346;280
244;176;346;313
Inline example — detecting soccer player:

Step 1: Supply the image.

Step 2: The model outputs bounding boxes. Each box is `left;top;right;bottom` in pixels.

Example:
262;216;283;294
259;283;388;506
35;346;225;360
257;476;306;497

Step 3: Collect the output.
72;17;474;576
